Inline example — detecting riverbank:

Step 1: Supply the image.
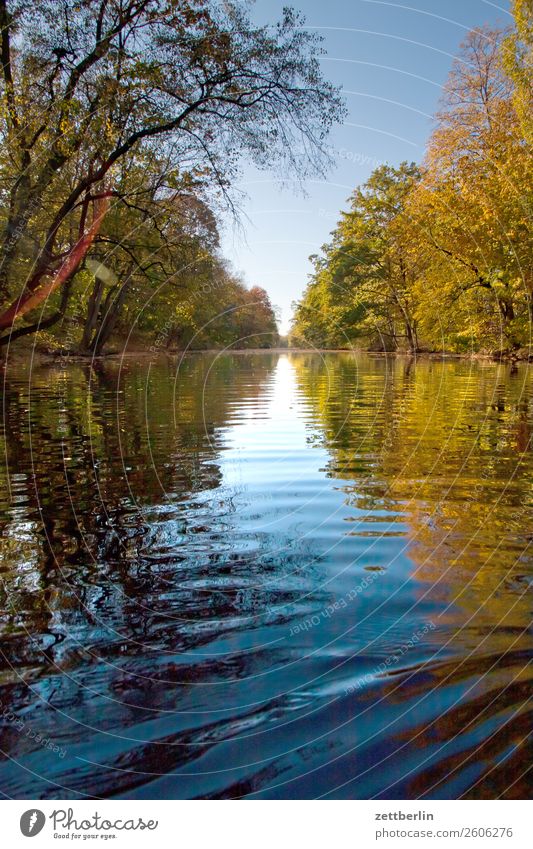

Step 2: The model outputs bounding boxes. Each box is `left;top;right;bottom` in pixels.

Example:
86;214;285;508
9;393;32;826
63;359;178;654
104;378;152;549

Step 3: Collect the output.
2;344;533;366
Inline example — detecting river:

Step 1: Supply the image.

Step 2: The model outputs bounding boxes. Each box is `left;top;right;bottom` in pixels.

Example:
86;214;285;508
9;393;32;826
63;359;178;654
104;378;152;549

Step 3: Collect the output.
0;351;532;799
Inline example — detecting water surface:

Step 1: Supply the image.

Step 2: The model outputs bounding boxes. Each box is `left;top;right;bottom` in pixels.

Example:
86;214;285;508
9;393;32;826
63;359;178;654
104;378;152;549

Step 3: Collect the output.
1;352;532;799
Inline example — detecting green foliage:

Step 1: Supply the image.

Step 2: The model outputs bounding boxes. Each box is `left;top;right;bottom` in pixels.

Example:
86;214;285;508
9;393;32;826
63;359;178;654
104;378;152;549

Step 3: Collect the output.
292;162;421;351
292;17;533;356
0;0;343;351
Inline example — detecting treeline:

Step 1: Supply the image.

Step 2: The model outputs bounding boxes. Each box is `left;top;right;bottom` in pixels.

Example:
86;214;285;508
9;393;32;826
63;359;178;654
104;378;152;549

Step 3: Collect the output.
0;1;343;355
291;3;533;356
32;160;280;353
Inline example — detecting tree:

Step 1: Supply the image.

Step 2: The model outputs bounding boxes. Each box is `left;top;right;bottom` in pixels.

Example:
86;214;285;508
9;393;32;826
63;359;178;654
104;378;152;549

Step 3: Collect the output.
292;14;533;357
0;0;344;347
502;0;533;144
79;151;221;354
409;25;533;353
292;163;421;352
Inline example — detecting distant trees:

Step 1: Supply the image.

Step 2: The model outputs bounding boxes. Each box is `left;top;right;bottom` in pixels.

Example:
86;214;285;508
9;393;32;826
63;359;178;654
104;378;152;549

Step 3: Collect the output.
145;275;279;350
292;6;533;356
0;0;344;350
292;163;421;351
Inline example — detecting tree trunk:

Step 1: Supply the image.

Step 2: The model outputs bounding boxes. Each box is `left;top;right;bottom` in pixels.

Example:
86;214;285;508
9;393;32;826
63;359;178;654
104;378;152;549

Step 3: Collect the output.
405;319;419;353
0;277;74;348
90;282;130;355
0;194;110;334
80;277;105;351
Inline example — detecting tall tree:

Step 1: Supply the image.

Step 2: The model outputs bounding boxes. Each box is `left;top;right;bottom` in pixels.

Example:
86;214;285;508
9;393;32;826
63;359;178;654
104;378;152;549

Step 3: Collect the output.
292;16;532;357
409;25;532;352
502;0;533;144
0;0;344;346
292;163;421;351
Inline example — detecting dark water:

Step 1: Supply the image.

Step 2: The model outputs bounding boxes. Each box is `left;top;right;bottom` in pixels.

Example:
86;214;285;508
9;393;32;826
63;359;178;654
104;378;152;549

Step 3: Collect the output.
1;351;532;799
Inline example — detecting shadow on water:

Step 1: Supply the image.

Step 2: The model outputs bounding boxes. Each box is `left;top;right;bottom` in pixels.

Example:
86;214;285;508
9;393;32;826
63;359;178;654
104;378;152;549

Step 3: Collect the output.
0;352;532;799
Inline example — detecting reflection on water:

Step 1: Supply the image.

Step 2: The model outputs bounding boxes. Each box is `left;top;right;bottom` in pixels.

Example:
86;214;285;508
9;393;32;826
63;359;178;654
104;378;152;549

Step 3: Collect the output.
0;352;532;799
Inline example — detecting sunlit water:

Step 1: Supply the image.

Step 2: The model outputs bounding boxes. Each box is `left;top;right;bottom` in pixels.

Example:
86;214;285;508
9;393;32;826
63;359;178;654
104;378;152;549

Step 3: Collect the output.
0;352;532;799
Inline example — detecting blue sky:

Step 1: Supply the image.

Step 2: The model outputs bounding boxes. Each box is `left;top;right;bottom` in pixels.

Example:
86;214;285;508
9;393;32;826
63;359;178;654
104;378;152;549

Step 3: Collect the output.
219;0;512;332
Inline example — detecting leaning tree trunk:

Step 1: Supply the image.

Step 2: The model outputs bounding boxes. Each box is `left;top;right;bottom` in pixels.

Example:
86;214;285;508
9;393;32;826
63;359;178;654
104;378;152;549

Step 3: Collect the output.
0;194;110;343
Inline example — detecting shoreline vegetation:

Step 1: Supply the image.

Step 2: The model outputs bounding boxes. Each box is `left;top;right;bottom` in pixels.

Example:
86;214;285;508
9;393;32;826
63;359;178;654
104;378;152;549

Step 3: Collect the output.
4;345;533;366
290;7;533;359
0;1;343;356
